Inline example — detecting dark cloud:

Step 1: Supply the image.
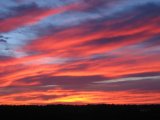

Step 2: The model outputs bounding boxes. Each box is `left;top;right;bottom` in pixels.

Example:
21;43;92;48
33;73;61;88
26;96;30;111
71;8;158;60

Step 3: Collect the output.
81;0;121;12
13;75;107;90
11;2;39;12
0;39;7;43
0;3;39;21
0;56;13;61
92;77;160;92
80;34;142;47
121;72;160;78
138;35;160;47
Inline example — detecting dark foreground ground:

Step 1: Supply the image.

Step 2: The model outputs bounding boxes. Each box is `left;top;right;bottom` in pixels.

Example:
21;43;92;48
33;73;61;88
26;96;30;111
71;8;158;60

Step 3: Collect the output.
0;104;160;119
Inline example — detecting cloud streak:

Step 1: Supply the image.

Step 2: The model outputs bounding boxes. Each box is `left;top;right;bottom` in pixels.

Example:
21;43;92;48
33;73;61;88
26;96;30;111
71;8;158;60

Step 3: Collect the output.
95;76;160;84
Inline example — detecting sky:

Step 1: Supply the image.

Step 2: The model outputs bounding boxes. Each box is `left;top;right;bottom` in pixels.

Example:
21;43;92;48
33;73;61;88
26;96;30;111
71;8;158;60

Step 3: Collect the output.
0;0;160;105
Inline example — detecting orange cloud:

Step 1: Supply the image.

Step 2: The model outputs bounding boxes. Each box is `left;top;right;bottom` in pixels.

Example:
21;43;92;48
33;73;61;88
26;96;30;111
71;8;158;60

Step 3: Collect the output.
0;88;159;105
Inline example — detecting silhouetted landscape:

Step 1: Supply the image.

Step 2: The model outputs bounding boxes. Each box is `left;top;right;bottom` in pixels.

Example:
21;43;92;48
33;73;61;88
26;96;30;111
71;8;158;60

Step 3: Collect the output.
0;104;160;119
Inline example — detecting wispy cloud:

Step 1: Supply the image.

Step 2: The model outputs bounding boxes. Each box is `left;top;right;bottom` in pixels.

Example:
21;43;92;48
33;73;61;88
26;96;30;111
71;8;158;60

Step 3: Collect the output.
94;76;160;84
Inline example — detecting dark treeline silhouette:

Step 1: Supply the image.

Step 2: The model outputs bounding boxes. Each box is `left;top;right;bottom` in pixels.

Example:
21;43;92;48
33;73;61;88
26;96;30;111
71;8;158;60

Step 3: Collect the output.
0;104;160;119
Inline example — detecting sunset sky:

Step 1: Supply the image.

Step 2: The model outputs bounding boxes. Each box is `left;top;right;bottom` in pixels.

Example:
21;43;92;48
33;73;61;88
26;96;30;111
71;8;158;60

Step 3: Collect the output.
0;0;160;105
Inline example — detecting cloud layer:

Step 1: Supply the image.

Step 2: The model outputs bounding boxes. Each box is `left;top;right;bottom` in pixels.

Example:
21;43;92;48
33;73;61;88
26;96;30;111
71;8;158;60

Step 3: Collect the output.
0;0;160;104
